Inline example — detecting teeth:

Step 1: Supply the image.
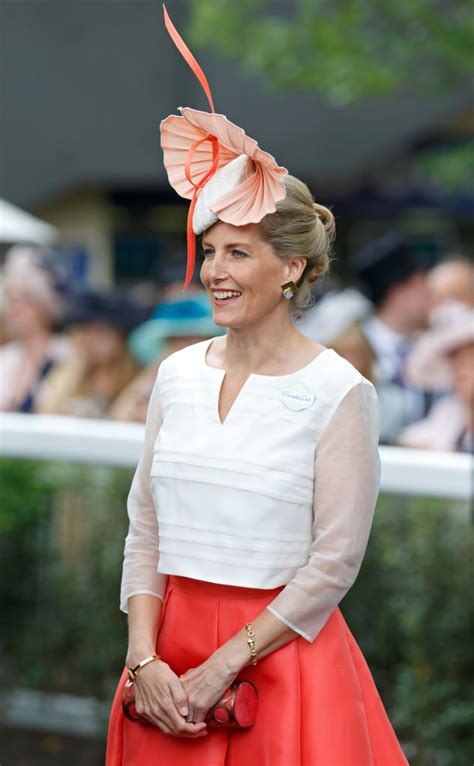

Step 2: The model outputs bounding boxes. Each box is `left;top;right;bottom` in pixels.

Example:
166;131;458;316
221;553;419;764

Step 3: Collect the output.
213;290;242;300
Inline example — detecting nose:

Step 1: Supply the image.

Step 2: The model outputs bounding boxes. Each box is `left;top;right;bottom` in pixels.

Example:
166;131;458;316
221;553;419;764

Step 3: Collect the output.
203;252;228;284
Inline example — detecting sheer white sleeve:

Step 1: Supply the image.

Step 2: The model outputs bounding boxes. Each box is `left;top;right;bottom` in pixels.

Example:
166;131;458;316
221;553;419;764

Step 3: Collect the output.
119;368;169;613
266;380;381;642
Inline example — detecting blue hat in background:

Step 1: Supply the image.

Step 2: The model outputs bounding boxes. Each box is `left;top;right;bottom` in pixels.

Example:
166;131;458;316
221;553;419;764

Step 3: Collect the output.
129;294;225;365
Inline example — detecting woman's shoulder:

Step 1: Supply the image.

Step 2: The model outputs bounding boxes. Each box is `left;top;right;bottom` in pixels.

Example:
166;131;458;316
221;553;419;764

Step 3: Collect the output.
298;346;379;432
308;349;380;440
156;338;213;381
310;345;375;397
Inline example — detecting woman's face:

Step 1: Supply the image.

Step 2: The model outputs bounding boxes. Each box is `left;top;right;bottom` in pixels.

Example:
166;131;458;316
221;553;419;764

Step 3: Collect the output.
4;283;52;339
200;221;305;329
70;324;125;364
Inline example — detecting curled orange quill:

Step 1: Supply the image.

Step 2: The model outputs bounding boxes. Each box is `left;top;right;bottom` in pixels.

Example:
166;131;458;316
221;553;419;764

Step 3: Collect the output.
161;4;287;289
163;5;218;288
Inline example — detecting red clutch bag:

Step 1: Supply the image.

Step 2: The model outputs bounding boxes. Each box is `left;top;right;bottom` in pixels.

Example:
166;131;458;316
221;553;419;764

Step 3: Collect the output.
122;678;258;729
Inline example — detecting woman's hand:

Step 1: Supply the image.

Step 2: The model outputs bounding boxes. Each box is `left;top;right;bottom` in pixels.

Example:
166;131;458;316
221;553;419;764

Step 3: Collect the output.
133;659;208;738
178;649;241;724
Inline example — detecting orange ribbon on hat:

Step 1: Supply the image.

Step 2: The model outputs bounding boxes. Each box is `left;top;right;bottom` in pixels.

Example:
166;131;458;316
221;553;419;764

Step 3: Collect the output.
163;5;219;289
183;134;220;288
161;6;288;288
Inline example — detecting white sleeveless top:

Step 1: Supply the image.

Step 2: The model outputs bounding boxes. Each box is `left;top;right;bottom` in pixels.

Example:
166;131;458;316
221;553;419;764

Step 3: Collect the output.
120;338;381;642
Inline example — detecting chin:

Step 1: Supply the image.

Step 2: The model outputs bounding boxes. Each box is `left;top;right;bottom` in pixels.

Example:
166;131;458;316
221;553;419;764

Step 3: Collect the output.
212;317;230;328
213;315;237;329
217;319;253;332
210;310;238;329
210;304;237;325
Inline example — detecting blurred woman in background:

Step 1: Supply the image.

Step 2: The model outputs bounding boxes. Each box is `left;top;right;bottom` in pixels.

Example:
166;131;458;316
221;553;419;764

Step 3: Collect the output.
0;245;71;412
36;290;145;418
398;302;474;453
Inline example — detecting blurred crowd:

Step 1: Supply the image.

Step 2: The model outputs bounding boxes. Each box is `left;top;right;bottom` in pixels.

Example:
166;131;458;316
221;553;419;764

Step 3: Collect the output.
0;237;472;453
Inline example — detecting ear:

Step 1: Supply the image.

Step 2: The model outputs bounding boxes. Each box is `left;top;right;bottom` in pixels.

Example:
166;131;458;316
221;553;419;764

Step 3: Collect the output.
282;256;307;284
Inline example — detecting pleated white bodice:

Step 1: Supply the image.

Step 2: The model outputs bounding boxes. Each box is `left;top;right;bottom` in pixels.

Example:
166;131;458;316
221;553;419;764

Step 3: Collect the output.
150;338;366;589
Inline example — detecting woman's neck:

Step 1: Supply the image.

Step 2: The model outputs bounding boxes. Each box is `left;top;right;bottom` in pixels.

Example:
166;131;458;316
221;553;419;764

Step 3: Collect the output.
218;309;318;376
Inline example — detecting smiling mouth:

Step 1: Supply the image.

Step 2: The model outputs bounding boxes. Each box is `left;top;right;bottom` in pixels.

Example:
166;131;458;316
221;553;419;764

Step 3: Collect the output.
212;290;242;305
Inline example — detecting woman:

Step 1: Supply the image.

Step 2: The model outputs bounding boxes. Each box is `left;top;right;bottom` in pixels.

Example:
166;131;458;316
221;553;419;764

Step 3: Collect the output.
106;10;408;764
0;245;71;412
36;290;143;419
397;301;474;453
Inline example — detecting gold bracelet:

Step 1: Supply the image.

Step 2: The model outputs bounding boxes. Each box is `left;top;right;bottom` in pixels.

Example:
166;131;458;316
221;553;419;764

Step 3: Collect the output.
127;654;162;682
245;622;258;666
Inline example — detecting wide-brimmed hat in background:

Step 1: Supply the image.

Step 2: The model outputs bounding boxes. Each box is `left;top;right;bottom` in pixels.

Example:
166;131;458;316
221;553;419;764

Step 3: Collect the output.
129;294;225;366
405;301;474;391
297;288;373;345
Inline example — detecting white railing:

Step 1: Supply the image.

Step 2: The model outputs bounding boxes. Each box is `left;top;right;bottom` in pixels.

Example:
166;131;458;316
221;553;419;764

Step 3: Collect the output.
0;412;471;739
0;412;472;500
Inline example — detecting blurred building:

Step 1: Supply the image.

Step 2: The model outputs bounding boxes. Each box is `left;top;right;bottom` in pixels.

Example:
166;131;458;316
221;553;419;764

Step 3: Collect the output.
1;1;472;286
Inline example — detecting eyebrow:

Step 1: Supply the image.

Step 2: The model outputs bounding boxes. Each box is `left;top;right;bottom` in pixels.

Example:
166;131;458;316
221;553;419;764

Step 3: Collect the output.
201;240;253;250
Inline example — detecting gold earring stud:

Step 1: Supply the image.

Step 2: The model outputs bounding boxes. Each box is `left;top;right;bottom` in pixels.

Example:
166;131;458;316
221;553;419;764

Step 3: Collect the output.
281;281;298;300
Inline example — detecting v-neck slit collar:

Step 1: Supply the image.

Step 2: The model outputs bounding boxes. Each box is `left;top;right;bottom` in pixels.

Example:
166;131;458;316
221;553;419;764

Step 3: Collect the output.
200;336;334;426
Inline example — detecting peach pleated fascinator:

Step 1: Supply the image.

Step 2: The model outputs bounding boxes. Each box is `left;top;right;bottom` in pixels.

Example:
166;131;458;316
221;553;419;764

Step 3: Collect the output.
161;5;288;288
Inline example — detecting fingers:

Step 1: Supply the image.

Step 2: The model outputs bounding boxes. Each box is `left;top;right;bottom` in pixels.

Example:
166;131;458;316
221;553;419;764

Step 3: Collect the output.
179;670;197;725
169;680;201;733
183;697;206;725
190;708;207;724
178;683;208;725
160;693;207;737
135;682;207;738
169;676;190;719
144;711;207;738
148;712;207;738
158;708;208;738
176;721;208;738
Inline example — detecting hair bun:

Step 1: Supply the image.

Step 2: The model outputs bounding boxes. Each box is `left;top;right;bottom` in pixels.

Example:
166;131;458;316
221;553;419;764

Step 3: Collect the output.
313;202;335;241
306;266;320;283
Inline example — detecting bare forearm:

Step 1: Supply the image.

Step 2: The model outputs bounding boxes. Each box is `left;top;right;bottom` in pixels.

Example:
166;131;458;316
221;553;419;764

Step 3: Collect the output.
216;607;300;675
126;594;163;666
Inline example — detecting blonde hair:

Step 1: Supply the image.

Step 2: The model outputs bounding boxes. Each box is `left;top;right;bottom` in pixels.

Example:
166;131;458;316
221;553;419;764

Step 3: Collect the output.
260;175;335;315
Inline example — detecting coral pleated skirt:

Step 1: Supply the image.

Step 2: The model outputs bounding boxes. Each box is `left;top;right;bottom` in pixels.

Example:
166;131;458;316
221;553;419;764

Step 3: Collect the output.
106;575;408;765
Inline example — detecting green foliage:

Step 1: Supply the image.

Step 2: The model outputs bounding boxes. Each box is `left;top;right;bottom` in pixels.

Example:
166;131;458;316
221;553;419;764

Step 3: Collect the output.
186;0;473;104
343;494;474;766
0;459;473;764
0;459;131;699
416;140;474;193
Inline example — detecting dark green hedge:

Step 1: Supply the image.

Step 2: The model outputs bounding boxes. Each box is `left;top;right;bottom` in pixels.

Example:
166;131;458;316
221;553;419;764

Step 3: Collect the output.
0;459;129;700
0;459;472;765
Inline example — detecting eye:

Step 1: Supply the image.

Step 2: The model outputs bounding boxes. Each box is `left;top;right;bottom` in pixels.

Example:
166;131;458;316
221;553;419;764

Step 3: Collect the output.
201;248;215;258
232;249;248;258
